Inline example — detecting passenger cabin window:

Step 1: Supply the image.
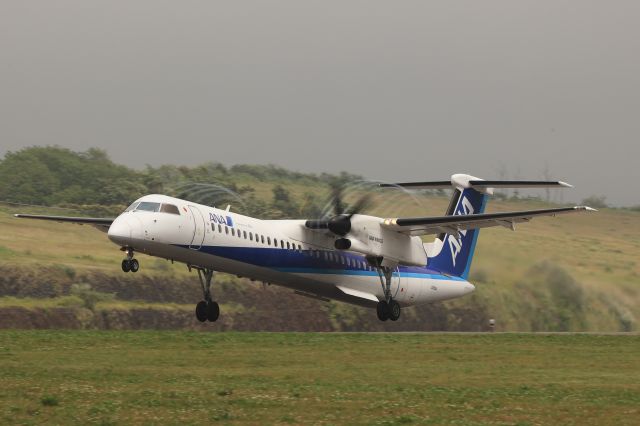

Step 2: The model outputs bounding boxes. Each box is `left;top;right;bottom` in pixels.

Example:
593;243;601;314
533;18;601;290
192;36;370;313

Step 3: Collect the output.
231;228;235;236
267;237;271;245
249;232;253;241
261;235;265;244
218;224;222;233
160;204;180;215
136;202;161;212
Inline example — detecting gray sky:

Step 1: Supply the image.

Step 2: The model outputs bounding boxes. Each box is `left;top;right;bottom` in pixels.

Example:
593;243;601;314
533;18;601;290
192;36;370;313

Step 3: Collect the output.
1;1;639;205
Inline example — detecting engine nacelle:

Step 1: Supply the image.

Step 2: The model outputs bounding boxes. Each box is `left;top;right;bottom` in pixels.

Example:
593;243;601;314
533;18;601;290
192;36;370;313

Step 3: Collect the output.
334;215;427;266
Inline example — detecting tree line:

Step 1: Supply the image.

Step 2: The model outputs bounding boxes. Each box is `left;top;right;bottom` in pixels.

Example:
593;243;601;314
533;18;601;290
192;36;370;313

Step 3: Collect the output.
0;146;359;218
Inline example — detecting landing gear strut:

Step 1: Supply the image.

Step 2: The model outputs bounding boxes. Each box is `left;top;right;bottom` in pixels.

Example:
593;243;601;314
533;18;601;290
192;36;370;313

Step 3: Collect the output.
121;248;139;273
371;258;401;322
191;266;220;322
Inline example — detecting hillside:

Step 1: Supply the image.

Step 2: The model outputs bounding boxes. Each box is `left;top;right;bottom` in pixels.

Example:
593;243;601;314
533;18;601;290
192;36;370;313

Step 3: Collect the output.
1;197;638;332
0;146;638;331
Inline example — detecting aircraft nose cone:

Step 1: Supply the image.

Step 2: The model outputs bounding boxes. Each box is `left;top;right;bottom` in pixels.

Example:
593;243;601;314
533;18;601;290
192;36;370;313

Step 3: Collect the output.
108;217;131;246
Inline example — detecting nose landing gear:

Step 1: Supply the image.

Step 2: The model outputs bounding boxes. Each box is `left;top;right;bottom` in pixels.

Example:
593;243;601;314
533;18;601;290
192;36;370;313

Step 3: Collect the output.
191;266;220;322
121;248;139;273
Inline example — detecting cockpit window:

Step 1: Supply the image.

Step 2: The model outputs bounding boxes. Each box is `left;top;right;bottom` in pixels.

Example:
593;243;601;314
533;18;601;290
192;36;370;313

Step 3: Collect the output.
135;202;161;212
125;201;140;212
160;204;180;215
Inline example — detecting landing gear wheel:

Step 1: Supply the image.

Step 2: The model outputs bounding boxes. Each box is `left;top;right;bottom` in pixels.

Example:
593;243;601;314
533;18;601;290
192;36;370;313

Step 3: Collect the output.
376;301;389;321
195;300;208;322
121;248;137;273
206;301;220;322
388;300;401;321
130;259;139;273
371;258;400;322
192;267;220;323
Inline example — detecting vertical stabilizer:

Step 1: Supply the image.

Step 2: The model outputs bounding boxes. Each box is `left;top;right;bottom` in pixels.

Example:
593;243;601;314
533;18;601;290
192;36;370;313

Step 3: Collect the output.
426;175;488;279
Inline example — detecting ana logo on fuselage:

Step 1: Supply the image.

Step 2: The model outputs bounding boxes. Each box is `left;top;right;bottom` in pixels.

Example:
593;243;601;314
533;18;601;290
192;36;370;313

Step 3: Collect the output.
448;196;474;266
210;213;234;227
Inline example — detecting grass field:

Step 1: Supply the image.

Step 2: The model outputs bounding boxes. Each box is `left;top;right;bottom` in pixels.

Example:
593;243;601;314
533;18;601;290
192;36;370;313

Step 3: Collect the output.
0;332;638;425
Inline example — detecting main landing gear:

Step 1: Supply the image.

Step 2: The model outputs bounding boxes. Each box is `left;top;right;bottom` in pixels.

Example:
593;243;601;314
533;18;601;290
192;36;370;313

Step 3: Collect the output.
121;248;139;273
371;259;401;322
191;266;220;323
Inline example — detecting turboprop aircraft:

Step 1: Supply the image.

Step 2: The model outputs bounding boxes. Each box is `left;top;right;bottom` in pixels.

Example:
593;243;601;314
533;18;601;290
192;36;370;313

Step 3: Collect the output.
15;174;595;322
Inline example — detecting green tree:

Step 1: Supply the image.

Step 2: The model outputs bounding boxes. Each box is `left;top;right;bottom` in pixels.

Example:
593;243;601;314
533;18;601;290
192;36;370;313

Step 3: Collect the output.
271;185;299;217
0;146;144;206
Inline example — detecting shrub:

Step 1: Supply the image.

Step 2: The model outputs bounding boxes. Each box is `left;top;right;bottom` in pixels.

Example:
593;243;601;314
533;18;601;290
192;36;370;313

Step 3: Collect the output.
516;261;586;331
70;283;114;310
41;395;59;406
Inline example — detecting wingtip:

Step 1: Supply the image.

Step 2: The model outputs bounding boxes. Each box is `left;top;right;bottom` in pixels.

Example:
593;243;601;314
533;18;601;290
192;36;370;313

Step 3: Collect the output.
575;205;598;212
558;181;573;188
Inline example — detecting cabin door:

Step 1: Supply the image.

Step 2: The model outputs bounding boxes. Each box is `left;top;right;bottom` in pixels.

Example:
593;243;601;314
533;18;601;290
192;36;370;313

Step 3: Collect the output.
189;206;206;250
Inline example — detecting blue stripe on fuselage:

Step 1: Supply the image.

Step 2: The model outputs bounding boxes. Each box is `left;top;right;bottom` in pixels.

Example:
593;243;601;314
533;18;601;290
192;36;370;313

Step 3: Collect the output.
172;245;465;281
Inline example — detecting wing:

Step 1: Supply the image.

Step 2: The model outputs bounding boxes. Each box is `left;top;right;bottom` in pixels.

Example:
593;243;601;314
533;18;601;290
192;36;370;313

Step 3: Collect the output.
14;214;115;232
381;206;596;236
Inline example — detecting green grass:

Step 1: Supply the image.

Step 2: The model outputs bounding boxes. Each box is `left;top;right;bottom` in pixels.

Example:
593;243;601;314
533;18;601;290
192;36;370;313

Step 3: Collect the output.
0;296;192;312
0;332;638;425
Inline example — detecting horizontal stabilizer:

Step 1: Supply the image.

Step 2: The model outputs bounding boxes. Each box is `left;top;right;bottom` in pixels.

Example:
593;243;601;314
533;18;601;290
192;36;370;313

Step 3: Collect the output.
468;180;573;188
380;178;572;190
379;181;452;189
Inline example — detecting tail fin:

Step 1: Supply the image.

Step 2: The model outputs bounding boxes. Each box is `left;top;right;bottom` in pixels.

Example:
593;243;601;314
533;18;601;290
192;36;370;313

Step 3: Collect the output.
384;173;573;280
426;183;488;279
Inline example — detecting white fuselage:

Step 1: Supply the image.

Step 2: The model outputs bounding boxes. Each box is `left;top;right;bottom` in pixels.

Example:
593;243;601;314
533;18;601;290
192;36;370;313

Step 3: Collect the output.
107;195;475;308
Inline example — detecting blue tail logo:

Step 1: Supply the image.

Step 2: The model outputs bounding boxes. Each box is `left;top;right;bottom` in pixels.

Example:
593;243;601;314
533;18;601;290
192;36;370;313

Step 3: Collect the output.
448;195;475;267
428;188;488;279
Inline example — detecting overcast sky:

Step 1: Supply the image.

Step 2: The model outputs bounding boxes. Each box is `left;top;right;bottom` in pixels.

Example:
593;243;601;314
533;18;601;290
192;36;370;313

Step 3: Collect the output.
1;1;639;205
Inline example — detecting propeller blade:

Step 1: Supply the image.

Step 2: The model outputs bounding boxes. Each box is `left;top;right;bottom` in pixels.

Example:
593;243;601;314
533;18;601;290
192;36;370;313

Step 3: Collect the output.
330;183;345;215
305;181;372;234
345;194;372;217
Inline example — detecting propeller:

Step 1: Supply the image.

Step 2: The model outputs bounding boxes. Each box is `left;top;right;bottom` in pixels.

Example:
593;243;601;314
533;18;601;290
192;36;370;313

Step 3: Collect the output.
305;181;371;236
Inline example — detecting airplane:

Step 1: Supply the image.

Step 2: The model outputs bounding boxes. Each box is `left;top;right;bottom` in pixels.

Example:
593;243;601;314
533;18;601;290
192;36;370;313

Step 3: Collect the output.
14;174;595;322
